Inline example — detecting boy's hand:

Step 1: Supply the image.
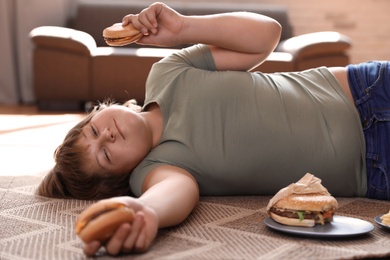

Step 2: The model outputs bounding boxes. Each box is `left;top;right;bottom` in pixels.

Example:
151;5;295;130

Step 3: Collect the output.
81;197;159;256
121;2;184;47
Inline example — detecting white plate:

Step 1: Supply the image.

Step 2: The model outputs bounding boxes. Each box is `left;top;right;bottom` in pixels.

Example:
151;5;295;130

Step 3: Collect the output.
374;214;390;230
264;215;374;237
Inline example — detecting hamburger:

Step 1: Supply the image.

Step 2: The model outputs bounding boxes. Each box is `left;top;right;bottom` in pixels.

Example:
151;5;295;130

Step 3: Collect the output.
103;23;143;46
268;193;338;227
75;200;135;243
381;210;390;226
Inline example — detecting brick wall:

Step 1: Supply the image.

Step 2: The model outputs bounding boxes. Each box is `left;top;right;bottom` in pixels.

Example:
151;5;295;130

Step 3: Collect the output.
177;0;390;64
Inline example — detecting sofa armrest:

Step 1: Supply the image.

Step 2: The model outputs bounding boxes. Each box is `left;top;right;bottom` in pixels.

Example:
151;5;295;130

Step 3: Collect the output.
30;26;96;55
276;31;352;60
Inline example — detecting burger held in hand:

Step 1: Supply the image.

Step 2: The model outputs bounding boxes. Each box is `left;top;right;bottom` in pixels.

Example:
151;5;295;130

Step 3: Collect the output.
75;200;135;243
266;173;338;227
103;23;143;46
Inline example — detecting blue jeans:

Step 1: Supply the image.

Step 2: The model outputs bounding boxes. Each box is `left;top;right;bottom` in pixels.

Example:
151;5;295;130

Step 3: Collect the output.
348;61;390;200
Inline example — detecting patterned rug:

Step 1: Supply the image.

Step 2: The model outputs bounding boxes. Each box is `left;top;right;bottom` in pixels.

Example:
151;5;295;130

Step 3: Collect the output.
1;175;390;260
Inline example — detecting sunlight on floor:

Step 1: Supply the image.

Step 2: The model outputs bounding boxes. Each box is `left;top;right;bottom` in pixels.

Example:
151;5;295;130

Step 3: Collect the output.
0;112;85;176
0;114;83;133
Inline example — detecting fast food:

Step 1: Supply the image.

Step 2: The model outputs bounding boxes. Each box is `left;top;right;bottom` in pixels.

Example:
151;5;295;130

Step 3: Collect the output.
381;210;390;226
103;23;143;46
266;173;338;227
268;193;338;227
75;200;135;243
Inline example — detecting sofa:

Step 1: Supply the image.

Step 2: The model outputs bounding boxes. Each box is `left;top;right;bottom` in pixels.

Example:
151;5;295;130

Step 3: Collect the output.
30;0;352;110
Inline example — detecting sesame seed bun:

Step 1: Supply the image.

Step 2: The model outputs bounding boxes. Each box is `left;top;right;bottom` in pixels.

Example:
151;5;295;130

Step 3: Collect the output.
274;193;338;212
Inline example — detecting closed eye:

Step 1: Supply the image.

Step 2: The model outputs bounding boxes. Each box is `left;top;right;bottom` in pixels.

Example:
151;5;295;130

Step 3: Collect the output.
103;147;110;162
91;124;98;136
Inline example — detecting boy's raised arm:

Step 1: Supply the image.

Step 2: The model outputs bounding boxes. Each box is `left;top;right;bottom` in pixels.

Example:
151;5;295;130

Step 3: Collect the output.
123;2;282;71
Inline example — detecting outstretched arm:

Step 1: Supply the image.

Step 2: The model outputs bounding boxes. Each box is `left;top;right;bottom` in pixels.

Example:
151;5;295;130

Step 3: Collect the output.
140;165;200;228
83;165;199;256
123;2;281;71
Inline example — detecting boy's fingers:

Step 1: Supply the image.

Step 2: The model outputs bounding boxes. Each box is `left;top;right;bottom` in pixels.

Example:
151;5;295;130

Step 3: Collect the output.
126;17;149;35
122;14;149;35
134;225;148;253
122;14;134;26
83;241;101;257
123;213;145;253
143;11;159;34
105;223;131;255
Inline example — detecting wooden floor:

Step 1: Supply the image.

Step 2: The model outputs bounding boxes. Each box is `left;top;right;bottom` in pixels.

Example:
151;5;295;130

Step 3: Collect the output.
0;105;39;115
0;105;84;176
0;104;82;115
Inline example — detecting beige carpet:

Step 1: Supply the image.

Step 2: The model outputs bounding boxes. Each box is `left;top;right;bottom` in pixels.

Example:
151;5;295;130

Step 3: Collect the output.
1;107;390;259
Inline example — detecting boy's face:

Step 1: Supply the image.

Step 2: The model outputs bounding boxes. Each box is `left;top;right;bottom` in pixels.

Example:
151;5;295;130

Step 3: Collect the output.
78;105;151;176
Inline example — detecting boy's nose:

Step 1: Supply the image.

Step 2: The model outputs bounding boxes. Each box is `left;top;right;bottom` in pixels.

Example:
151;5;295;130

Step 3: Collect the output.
103;128;115;142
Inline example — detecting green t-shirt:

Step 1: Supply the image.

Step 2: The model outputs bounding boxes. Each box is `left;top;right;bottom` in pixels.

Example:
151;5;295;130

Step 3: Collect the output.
130;44;366;197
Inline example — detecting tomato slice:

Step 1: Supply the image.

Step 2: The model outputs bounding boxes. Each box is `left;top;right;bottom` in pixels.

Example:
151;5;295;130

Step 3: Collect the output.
323;211;333;220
